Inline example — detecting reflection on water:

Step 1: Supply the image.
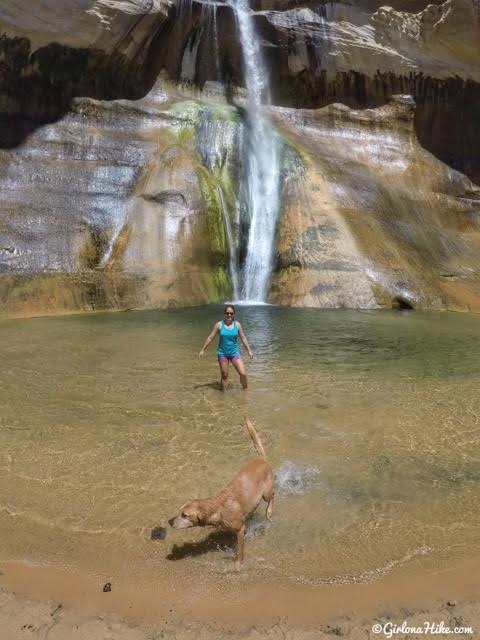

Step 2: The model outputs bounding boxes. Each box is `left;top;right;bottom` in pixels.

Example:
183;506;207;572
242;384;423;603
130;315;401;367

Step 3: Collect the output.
0;306;479;587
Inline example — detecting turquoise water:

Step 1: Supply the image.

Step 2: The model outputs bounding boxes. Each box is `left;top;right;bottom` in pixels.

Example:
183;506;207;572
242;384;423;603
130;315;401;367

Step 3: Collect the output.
0;306;479;586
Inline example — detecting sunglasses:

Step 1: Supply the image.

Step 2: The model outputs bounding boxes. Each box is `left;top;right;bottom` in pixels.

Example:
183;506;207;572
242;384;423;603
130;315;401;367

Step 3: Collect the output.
225;311;234;316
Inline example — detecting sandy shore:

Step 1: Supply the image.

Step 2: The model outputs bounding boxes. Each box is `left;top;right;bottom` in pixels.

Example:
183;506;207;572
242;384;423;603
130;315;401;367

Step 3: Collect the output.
1;557;479;639
1;587;478;640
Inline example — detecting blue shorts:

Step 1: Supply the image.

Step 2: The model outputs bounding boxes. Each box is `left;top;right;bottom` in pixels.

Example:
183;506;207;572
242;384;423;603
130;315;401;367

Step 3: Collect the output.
218;354;241;363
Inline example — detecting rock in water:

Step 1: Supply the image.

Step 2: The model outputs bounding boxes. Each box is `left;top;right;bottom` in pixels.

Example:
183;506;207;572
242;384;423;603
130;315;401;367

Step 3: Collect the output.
151;526;167;540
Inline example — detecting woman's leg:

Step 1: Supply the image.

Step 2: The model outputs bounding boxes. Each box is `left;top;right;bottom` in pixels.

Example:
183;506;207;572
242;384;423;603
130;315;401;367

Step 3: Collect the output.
218;356;230;392
232;356;248;389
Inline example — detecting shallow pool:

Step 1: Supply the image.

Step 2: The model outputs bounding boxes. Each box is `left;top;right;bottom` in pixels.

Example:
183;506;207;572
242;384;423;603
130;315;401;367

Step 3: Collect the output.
1;306;479;587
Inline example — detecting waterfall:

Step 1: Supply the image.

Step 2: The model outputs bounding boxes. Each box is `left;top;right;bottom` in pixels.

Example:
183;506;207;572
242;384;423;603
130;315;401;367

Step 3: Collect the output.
180;28;203;82
178;0;283;302
227;0;282;303
211;3;221;80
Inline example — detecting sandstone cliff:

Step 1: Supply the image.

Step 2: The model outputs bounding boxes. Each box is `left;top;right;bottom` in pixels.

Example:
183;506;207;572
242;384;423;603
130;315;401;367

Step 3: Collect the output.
0;0;479;314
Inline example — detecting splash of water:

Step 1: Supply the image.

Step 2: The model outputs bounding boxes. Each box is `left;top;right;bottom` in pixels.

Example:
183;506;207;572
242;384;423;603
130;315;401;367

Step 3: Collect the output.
276;461;322;496
227;0;282;303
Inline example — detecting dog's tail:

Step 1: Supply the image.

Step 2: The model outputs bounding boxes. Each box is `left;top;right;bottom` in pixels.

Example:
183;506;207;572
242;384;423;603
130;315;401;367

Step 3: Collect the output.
245;417;267;460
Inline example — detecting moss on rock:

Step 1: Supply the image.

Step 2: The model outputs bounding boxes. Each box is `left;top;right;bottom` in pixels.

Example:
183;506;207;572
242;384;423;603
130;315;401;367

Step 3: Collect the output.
204;266;232;302
196;165;229;268
78;225;111;270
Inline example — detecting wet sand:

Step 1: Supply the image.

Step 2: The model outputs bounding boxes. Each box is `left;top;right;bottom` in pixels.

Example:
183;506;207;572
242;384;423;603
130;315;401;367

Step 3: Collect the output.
1;555;479;639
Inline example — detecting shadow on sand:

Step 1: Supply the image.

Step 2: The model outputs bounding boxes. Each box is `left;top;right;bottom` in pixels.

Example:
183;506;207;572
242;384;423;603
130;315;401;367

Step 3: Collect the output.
165;530;235;561
193;381;222;391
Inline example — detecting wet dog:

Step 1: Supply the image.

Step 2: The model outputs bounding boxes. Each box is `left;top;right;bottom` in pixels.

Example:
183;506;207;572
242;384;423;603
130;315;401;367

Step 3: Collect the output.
168;418;274;569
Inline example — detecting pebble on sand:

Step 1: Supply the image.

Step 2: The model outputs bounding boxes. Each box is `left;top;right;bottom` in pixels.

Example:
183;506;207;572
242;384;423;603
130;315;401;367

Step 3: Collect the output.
151;526;167;540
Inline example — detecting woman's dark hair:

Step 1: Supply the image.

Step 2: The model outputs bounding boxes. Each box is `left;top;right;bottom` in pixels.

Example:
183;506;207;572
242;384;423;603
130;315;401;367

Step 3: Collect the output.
224;304;235;313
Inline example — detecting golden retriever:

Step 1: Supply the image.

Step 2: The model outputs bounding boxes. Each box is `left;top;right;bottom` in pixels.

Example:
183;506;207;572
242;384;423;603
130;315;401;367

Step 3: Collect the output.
168;418;274;569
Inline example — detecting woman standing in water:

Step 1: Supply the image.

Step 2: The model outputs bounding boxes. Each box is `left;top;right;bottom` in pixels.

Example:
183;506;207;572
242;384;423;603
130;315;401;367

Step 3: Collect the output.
199;305;254;391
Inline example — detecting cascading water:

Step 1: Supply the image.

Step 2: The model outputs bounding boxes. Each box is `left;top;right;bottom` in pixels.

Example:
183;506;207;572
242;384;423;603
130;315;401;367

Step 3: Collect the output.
180;28;203;82
175;0;283;302
209;1;222;79
226;0;282;303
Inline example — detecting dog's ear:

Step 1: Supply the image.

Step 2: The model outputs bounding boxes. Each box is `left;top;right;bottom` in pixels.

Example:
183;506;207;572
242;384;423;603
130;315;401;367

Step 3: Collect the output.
195;504;209;527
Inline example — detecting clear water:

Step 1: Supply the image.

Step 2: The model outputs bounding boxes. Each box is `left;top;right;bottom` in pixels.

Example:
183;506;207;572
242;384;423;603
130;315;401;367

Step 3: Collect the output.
1;307;480;587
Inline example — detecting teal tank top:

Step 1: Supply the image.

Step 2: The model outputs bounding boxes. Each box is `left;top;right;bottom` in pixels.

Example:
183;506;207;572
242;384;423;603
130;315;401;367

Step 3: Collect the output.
217;321;240;357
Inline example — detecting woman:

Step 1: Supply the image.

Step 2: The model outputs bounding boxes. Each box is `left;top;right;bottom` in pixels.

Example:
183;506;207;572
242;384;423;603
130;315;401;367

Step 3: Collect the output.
199;305;254;391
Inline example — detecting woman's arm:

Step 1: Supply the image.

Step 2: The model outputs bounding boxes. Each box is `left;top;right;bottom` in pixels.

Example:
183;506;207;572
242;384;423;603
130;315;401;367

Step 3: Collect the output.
199;322;220;359
237;322;254;359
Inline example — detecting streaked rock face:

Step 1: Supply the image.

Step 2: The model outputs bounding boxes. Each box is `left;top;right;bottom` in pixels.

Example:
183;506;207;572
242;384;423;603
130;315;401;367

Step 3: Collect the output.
0;80;240;314
0;0;173;145
155;0;479;182
271;96;480;310
0;1;173;51
263;0;480;82
0;0;479;314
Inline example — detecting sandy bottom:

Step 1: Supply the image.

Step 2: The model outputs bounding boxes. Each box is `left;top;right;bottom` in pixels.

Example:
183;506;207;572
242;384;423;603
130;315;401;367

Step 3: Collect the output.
1;556;479;639
2;308;480;638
